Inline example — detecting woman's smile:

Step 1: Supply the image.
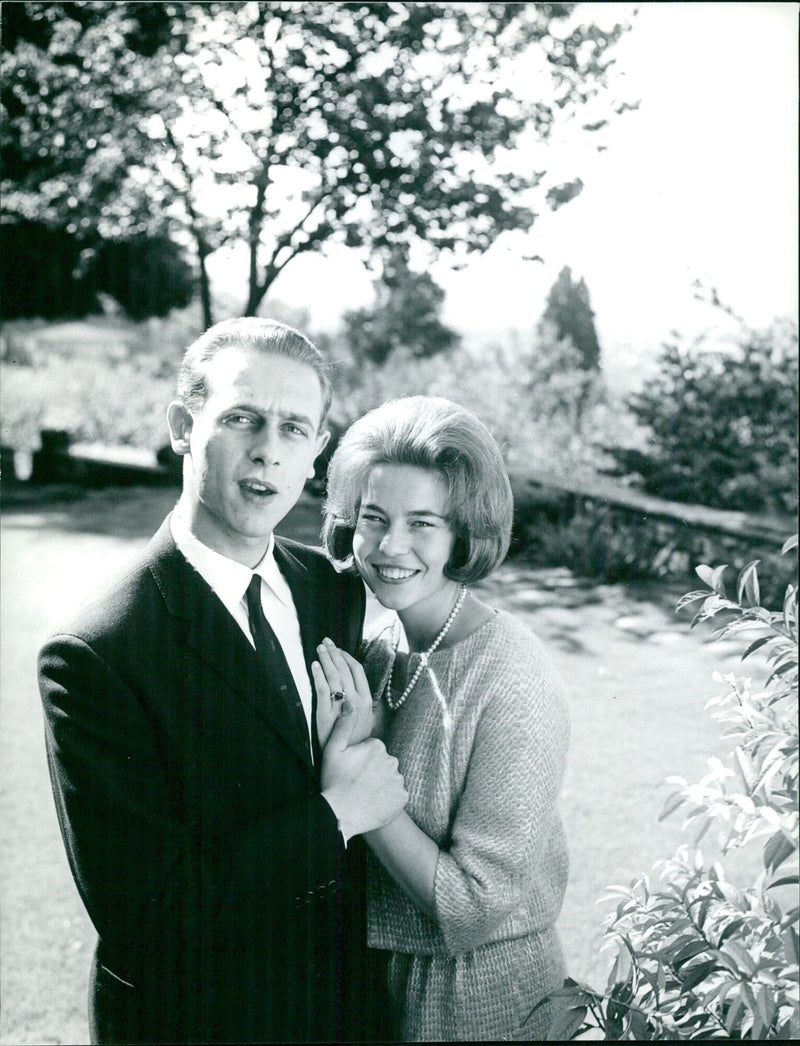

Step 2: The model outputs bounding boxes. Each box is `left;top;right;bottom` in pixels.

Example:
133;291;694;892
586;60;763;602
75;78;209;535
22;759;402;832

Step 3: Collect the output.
371;564;422;583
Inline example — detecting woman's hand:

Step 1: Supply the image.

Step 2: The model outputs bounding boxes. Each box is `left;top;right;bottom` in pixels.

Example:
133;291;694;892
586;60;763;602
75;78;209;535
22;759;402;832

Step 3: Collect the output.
312;638;374;749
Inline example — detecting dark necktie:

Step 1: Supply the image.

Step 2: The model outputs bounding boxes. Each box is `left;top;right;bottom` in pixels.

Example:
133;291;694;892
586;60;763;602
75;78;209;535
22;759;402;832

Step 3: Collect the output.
245;573;312;762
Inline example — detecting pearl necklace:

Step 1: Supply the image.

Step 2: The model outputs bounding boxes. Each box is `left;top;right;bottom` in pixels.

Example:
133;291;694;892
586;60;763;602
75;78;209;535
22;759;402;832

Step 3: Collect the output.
385;585;467;711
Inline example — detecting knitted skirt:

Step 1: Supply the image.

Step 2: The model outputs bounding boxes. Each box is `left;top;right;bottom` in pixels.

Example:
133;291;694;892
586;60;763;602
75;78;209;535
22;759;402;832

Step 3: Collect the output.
384;926;565;1042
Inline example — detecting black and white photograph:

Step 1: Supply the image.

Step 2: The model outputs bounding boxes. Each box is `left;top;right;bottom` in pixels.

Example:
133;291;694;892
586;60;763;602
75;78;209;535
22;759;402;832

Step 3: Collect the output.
1;2;797;1042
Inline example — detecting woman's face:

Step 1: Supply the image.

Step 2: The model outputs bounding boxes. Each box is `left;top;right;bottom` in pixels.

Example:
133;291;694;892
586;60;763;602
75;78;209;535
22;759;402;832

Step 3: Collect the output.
352;464;458;619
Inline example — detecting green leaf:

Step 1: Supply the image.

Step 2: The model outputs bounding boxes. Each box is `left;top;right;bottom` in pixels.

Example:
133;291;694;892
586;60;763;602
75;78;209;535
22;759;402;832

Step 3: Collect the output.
767;874;799;889
673;940;709;966
680;959;717;992
725;994;745;1036
676;590;709;613
781;533;798;555
547;1004;588;1041
756;985;776;1029
710;564;729;596
629;1009;650;1040
695;564;715;586
766;658;797;685
741;635;771;660
659;791;686;822
737;560;761;606
721;940;756;975
716;918;745;946
783;927;799;966
764;830;797;872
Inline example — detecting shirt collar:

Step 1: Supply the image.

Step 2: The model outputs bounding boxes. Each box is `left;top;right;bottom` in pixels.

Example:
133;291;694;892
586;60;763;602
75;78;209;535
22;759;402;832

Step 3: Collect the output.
170;509;291;608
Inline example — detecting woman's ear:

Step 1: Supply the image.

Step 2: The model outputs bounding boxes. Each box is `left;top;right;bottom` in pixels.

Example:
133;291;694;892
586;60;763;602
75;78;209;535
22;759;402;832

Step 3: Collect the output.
167;401;193;456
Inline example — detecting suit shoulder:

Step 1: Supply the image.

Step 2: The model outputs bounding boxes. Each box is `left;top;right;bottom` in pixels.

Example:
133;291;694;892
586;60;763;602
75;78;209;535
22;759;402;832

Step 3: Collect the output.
276;536;355;584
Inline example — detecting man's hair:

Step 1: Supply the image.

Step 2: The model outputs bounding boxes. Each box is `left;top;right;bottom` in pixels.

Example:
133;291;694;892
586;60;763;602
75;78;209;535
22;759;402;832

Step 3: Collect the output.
322;396;513;585
177;317;333;421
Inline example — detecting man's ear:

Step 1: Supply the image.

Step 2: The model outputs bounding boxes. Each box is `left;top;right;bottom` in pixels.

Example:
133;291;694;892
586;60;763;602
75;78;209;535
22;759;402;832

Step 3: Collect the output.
309;428;331;479
167;401;193;456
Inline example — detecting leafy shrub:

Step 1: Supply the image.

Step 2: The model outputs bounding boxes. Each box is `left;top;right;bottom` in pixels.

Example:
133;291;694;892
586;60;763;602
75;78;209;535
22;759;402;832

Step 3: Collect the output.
513;510;795;607
540;537;799;1039
605;322;798;517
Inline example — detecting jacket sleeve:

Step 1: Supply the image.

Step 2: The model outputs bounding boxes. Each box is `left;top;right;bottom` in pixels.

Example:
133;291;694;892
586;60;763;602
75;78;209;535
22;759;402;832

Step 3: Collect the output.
39;633;344;977
432;646;570;954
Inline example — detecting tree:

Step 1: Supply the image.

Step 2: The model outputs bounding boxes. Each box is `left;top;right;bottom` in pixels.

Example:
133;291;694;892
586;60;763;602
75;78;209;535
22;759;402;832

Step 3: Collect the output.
2;2;634;328
539;264;602;372
605;322;799;516
0;221;194;320
342;252;458;363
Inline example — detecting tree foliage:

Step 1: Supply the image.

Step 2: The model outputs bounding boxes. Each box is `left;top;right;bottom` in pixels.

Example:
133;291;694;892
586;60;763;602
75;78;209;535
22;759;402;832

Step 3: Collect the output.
539;264;602;372
605;323;799;517
2;1;633;326
0;221;194;320
540;540;799;1039
342;252;458;363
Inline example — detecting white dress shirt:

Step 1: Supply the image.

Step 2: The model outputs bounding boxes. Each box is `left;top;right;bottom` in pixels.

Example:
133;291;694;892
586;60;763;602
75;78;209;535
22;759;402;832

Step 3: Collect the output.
169;511;316;760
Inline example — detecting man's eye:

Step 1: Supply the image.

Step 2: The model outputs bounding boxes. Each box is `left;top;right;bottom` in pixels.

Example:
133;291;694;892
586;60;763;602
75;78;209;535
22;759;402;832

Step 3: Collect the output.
283;423;307;437
360;513;385;524
411;520;433;528
227;414;255;426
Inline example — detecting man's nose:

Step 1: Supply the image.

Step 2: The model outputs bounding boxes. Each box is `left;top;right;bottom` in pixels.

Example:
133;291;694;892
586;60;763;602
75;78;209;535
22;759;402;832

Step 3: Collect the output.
249;423;279;465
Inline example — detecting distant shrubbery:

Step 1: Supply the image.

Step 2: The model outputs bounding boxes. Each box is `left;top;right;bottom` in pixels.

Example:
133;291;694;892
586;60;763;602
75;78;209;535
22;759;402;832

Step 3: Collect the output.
0;307;206;452
330;332;625;477
605;322;798;518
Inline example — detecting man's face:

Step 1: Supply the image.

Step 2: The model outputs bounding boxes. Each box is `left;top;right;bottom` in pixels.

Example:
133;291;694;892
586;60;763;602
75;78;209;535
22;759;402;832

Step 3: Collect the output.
169;345;329;566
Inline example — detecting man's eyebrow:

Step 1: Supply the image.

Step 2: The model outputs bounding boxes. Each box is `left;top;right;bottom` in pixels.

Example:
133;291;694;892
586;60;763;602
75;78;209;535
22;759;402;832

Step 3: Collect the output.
280;410;316;428
227;403;316;428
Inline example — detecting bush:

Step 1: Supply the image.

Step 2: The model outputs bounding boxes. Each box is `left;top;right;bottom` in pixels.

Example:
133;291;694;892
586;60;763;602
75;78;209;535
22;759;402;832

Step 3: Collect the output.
541;537;799;1039
605;322;798;517
512;510;795;607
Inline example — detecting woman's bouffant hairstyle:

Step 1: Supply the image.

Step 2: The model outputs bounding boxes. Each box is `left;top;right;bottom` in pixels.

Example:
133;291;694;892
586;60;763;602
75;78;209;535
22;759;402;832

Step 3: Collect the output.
177;317;333;421
322;396;513;585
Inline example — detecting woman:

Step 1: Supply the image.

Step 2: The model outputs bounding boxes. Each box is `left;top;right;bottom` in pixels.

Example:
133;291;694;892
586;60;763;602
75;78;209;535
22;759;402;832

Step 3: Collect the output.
312;396;570;1041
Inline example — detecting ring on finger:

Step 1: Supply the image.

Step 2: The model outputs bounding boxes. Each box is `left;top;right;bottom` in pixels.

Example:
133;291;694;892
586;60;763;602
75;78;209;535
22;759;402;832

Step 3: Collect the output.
330;690;346;702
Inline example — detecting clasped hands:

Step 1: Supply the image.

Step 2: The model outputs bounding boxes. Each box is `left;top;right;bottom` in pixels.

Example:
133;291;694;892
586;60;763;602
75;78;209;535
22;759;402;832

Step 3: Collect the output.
314;638;406;839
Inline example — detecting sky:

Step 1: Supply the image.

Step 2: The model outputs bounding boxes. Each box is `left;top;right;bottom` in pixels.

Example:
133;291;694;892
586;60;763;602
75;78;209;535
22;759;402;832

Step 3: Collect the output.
208;2;798;389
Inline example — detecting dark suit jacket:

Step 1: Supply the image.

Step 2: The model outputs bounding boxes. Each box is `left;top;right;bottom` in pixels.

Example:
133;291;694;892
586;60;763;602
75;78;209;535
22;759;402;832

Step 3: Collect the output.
39;517;385;1044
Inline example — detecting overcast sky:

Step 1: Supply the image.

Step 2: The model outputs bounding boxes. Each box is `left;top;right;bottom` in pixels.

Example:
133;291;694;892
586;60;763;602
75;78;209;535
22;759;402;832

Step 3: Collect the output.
210;2;798;385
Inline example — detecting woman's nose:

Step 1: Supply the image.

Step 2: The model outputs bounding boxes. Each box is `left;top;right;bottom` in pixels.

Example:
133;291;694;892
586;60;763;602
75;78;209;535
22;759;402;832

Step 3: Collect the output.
379;527;409;555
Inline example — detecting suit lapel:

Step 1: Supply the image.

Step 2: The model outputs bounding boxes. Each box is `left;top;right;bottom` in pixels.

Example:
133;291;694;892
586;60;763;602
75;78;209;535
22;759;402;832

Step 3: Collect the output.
273;539;319;672
148;518;313;772
274;539;328;769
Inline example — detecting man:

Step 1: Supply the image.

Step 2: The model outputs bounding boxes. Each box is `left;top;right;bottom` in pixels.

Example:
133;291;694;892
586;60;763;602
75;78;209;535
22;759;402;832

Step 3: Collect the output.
39;318;407;1044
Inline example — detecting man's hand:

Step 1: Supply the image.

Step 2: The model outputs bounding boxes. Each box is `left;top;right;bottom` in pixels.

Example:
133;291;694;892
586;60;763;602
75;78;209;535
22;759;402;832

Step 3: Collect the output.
321;700;408;840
